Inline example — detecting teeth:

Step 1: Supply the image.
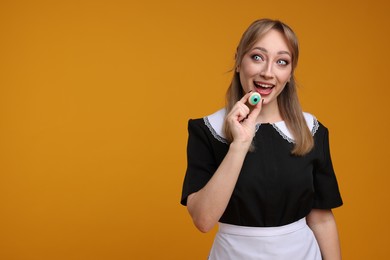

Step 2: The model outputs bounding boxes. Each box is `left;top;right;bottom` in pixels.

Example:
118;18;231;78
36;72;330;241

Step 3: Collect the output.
259;84;271;88
255;82;273;88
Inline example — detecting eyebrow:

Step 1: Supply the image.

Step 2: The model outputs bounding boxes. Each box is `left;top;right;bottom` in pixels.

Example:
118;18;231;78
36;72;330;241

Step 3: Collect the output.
253;47;291;57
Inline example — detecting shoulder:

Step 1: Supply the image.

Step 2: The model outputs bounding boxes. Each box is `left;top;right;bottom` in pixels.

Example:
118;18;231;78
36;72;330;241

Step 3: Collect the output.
302;112;320;135
273;112;320;143
302;112;330;135
302;113;332;153
188;108;228;144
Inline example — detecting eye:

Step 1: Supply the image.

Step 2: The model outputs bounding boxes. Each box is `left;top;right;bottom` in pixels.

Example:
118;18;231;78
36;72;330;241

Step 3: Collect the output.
248;92;261;106
252;54;263;62
277;59;289;66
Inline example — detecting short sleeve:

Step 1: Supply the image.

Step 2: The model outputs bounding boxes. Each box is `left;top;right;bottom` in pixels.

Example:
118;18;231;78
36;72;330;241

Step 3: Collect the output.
180;119;217;206
312;128;343;209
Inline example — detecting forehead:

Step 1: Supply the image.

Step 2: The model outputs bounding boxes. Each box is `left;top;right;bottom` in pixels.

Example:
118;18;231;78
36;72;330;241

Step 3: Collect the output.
251;29;291;54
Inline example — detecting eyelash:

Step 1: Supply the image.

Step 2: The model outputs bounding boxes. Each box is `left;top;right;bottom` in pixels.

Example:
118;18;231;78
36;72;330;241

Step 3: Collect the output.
252;54;289;66
252;54;263;61
277;60;289;66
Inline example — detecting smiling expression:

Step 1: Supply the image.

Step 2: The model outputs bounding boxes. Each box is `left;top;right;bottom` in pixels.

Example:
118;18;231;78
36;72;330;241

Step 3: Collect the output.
237;29;293;108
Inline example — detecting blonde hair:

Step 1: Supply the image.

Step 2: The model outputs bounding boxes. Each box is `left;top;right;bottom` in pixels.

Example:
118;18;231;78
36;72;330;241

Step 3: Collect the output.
224;19;313;156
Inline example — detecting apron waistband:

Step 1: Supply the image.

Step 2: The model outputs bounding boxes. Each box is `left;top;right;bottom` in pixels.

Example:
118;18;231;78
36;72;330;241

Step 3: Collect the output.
218;218;307;237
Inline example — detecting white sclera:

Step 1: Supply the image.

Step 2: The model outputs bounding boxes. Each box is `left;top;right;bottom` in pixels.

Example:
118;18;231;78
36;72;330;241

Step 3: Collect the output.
248;92;262;106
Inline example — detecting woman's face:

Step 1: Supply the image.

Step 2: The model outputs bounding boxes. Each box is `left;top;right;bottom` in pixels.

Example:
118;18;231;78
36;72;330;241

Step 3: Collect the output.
237;29;293;108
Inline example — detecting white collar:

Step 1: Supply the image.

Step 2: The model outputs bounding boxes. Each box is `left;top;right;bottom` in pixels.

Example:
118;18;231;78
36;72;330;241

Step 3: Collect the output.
203;108;319;144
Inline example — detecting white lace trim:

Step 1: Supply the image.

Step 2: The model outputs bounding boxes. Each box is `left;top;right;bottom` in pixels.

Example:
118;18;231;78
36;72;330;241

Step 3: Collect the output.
271;112;319;144
204;116;228;144
271;124;295;143
203;109;319;144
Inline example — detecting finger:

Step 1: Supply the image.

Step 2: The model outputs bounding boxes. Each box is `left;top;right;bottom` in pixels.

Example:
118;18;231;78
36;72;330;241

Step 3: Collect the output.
239;91;254;104
228;102;250;124
235;104;250;122
231;101;250;116
247;98;263;122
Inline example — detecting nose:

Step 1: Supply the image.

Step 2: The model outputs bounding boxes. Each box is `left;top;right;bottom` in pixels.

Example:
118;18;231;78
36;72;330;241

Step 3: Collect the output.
260;62;274;79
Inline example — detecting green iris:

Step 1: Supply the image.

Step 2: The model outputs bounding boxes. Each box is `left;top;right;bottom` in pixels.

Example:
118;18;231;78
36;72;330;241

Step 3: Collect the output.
249;93;261;105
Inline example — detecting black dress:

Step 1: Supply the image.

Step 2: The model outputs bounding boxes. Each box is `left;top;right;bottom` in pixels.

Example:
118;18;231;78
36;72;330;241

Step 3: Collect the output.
181;109;343;227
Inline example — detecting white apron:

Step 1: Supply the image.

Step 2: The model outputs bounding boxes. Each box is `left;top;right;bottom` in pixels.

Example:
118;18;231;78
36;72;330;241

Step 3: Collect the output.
208;218;321;260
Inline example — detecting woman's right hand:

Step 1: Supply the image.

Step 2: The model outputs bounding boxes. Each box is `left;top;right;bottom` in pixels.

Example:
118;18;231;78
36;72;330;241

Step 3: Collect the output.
225;92;263;149
187;92;263;232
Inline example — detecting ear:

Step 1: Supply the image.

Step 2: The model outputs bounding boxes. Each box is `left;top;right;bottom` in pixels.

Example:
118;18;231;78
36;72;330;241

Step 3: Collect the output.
236;65;240;72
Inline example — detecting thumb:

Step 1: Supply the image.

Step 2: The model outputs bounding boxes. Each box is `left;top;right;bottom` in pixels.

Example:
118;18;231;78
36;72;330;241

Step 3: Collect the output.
247;99;263;122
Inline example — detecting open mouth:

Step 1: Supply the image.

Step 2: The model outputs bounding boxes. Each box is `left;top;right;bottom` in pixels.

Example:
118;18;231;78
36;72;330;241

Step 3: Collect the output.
254;81;274;95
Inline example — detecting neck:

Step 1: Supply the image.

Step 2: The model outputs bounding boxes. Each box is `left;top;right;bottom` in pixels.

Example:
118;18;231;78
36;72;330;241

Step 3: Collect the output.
256;100;283;124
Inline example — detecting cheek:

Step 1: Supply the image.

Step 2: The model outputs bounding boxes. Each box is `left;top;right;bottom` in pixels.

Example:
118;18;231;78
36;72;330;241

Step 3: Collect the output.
279;71;292;84
238;72;252;92
240;63;257;79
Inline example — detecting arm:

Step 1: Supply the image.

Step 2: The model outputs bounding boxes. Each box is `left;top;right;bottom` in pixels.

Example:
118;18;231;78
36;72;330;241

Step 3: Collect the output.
307;209;342;260
187;141;249;233
187;93;262;233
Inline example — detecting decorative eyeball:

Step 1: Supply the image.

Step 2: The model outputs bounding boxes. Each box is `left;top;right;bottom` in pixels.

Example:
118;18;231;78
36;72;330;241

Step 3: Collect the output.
248;92;261;106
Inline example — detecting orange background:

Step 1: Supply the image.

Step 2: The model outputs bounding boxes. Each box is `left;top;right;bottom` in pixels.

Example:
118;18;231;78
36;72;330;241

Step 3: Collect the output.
1;0;389;259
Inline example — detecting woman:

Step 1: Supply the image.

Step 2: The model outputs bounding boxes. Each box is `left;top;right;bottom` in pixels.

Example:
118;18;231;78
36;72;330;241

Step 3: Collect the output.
181;19;343;260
